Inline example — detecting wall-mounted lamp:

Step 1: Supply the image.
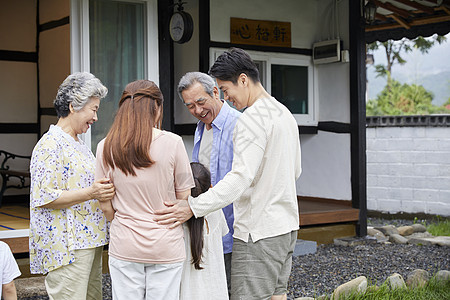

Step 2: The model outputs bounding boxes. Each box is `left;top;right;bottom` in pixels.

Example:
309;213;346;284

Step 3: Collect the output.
364;0;377;24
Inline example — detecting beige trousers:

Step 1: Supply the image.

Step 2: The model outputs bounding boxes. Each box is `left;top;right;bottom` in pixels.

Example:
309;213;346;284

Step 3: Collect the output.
45;246;103;300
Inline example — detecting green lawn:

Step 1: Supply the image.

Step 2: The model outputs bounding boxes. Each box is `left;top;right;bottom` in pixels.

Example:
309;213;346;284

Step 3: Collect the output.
322;279;450;299
425;217;450;237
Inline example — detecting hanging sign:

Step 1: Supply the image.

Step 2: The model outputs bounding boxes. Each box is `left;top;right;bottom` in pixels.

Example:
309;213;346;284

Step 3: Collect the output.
230;17;291;48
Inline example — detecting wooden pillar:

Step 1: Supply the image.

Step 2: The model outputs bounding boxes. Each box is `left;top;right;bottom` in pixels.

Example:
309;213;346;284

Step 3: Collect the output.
349;0;367;236
198;0;210;73
158;0;175;131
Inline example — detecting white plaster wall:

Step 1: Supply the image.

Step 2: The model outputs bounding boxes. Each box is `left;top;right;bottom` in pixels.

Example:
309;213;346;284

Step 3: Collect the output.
181;135;194;161
175;0;353;201
40;0;70;24
211;0;317;48
39;25;71;108
0;0;36;51
173;0;201;125
0;1;37;123
0;61;38;123
0;0;37;196
297;132;351;200
41;115;58;136
367;127;450;216
0;1;69;196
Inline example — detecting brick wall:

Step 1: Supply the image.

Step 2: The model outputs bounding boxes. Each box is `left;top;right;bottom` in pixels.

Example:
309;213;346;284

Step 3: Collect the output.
366;115;450;216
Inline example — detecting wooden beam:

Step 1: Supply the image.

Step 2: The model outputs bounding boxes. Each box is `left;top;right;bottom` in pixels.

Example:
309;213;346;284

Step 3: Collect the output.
376;13;388;21
436;5;450;15
411;13;450;25
392;0;434;14
366;14;450;31
373;0;412;18
389;14;411;29
422;0;439;4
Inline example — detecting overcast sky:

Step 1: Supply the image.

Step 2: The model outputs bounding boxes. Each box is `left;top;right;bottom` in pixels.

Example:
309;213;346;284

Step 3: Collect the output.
369;33;450;77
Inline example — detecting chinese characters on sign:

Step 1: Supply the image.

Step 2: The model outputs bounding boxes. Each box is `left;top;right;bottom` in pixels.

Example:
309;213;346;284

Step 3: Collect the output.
230;17;291;48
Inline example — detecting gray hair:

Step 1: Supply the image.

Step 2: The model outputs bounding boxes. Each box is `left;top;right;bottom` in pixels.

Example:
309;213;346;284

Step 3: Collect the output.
177;72;215;102
54;72;108;118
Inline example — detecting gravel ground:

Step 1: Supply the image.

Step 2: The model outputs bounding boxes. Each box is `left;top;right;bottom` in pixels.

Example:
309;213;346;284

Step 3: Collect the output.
21;218;449;300
287;242;449;299
286;217;449;299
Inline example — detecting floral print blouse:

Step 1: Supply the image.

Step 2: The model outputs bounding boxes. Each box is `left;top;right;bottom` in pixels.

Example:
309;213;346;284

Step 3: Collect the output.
29;125;109;274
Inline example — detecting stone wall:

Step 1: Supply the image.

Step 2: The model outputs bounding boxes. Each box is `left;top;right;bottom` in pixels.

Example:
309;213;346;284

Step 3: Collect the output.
366;115;450;216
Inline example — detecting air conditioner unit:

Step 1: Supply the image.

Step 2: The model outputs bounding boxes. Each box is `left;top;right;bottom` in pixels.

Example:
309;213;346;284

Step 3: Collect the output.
313;39;341;64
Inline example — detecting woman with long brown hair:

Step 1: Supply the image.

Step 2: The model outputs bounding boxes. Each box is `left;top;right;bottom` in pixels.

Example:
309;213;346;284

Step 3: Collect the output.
95;80;194;300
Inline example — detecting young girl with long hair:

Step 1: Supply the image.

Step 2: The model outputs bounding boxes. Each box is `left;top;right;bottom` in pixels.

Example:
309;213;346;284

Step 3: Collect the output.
95;80;195;300
180;162;229;300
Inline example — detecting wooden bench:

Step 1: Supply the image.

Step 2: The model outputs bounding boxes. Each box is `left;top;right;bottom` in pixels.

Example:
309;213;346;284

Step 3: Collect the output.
0;150;31;207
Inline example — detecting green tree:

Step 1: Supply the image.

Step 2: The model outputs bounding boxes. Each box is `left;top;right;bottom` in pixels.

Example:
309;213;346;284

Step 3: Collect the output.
366;80;436;116
367;35;446;81
366;35;448;115
442;98;450;111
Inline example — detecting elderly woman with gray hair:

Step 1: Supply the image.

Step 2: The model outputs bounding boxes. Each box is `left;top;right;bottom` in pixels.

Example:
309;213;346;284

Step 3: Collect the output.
29;72;115;299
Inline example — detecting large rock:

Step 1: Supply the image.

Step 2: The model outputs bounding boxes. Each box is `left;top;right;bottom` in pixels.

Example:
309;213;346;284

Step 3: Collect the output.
332;276;367;300
408;237;434;246
386;273;406;290
374;232;389;243
333;237;375;247
406;269;429;288
411;224;427;233
432;236;450;246
408;236;450;247
435;270;450;283
367;227;388;243
405;232;433;239
367;227;383;236
397;226;414;236
375;225;399;236
294;297;315;300
389;234;408;244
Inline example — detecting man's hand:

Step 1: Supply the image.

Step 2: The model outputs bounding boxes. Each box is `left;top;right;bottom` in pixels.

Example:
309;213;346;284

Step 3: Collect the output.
154;199;194;229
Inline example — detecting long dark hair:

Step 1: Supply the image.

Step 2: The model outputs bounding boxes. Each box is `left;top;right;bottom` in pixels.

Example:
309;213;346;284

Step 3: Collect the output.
102;80;163;176
187;162;210;270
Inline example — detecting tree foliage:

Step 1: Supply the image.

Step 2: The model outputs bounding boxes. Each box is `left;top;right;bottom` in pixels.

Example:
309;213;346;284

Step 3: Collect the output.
366;35;449;116
367;35;446;79
366;80;450;116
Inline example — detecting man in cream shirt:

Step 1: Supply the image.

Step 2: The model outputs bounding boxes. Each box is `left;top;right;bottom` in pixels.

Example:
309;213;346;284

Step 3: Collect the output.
156;48;301;300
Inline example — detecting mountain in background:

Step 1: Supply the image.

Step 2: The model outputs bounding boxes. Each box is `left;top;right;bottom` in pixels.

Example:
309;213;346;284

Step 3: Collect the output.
367;34;450;106
367;70;450;106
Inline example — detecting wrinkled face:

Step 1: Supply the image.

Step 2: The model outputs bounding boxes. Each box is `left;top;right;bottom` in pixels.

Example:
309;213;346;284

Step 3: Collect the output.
182;82;222;126
216;77;247;110
71;97;100;135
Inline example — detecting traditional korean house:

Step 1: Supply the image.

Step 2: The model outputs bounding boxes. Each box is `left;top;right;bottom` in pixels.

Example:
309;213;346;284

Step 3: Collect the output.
1;0;449;254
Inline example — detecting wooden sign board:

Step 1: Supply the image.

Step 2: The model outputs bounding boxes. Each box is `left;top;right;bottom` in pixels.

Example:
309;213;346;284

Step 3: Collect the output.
230;17;291;48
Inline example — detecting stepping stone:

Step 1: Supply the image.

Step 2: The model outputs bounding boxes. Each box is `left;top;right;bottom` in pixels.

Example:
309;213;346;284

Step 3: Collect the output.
332;276;367;300
293;239;317;256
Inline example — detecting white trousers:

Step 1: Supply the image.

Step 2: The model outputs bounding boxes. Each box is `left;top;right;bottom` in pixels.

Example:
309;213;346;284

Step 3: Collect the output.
109;256;183;300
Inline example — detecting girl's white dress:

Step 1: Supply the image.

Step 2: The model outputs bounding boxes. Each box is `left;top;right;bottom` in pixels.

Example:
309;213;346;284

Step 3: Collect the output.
180;209;229;300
